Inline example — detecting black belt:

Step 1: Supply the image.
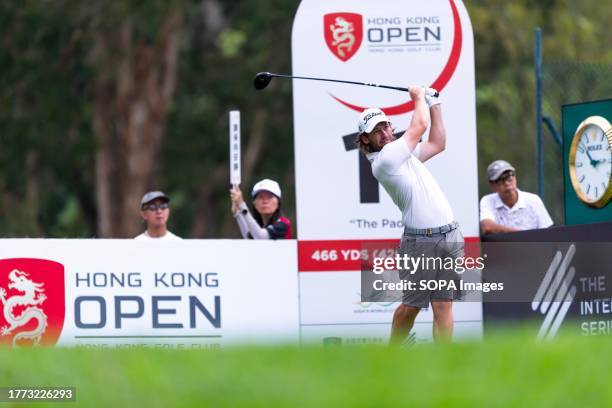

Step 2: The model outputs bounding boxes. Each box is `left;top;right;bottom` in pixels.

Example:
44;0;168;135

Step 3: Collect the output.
403;221;459;236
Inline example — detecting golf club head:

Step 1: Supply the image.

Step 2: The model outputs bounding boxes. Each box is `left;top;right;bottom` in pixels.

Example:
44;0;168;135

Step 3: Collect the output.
254;72;273;90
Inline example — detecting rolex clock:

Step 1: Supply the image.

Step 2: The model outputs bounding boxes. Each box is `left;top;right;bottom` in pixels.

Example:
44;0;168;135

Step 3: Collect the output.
568;115;612;208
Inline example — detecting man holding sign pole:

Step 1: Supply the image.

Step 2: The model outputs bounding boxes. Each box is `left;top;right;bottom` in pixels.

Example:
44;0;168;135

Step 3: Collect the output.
357;86;464;343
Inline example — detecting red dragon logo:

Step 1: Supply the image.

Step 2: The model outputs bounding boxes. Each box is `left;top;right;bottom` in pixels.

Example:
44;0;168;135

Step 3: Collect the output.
0;259;65;347
324;13;363;62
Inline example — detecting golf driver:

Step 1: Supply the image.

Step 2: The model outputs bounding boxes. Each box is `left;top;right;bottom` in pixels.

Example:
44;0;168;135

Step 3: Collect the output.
254;72;439;97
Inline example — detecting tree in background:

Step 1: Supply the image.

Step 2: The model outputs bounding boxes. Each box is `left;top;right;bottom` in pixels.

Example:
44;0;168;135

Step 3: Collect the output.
89;3;182;237
469;0;612;223
0;0;609;237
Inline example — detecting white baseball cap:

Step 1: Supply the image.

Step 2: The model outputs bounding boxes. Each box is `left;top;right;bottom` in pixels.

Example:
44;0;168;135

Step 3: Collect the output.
357;108;390;135
252;179;282;199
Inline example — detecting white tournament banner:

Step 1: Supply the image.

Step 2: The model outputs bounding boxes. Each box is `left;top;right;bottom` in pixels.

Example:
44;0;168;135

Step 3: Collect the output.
292;0;481;342
0;240;299;348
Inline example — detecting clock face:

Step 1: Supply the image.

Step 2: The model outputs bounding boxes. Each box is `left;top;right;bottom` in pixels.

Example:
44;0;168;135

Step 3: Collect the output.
569;116;612;207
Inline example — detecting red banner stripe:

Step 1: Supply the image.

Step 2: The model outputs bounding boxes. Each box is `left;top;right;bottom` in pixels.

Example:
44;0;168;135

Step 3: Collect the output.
298;237;481;272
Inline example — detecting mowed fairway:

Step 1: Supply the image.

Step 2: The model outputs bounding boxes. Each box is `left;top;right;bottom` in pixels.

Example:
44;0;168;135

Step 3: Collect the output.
1;330;610;407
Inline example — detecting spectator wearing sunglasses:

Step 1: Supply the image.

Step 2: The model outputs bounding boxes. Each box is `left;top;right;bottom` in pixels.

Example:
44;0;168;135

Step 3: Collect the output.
480;160;553;235
135;191;182;240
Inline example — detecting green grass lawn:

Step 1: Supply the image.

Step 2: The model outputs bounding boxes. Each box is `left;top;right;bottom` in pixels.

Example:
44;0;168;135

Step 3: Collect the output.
1;330;610;407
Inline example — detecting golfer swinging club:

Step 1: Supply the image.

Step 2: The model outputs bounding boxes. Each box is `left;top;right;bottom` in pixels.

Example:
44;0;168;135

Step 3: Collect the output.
356;86;464;343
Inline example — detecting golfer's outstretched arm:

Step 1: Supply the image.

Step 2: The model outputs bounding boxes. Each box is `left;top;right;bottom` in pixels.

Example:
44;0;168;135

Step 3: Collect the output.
419;104;446;162
402;86;429;151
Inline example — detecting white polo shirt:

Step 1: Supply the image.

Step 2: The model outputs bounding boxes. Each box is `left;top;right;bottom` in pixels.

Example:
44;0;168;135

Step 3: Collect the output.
479;189;553;230
367;138;454;229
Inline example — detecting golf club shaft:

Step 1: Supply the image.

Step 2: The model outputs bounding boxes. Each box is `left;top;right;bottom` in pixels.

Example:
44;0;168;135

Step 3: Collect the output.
270;73;438;96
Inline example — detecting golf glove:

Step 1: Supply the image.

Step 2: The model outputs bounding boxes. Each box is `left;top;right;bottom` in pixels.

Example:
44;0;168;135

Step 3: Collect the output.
424;87;440;107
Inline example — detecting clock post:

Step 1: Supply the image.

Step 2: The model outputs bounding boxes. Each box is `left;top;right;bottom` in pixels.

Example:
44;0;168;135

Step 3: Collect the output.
563;99;612;225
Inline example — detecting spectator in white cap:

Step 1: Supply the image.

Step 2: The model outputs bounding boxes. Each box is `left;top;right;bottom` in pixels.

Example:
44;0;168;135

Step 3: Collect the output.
135;191;182;240
229;179;292;239
480;160;553;235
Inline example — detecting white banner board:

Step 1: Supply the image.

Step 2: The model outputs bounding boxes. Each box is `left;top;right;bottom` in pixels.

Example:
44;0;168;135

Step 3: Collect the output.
0;240;299;348
299;272;482;343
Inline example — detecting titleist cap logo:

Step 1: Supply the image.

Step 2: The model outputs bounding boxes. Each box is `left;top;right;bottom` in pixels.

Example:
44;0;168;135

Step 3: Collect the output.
358;108;389;134
363;111;382;123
